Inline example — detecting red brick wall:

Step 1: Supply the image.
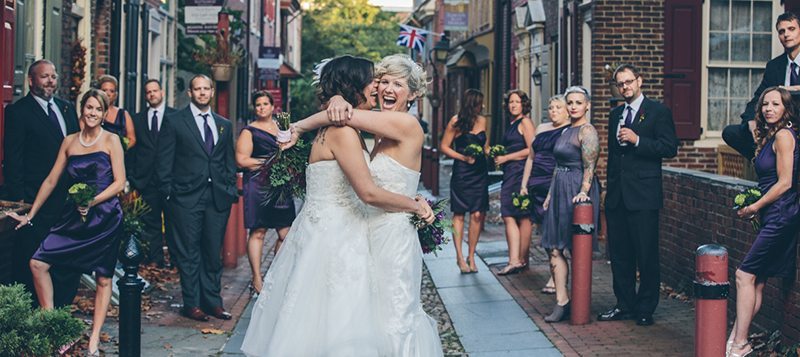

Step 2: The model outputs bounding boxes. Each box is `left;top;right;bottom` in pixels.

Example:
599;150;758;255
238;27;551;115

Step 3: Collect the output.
92;0;112;79
661;168;800;344
588;0;717;180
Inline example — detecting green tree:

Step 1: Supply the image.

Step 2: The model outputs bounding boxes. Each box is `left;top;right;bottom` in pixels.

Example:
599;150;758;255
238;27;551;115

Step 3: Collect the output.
291;0;406;119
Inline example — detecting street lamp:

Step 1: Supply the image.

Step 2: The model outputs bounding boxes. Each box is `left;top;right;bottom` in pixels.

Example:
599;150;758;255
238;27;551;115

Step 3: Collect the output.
425;34;449;196
531;68;543;86
432;35;450;63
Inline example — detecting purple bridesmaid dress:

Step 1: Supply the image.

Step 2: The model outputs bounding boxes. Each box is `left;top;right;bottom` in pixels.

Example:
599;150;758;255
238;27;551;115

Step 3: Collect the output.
500;119;531;218
450;131;489;213
32;151;122;277
241;126;296;229
527;127;563;224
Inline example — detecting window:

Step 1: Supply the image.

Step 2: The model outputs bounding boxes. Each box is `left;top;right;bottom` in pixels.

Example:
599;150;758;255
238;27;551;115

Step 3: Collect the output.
706;0;774;132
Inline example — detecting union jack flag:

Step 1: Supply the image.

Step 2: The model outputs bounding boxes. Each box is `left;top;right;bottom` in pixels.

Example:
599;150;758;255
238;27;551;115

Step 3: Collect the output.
396;24;428;52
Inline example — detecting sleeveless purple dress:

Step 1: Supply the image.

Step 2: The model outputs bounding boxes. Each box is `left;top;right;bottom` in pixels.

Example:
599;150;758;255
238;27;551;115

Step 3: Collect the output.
450;131;489;213
32;151;122;277
740;128;800;278
102;108;128;137
527;127;564;223
241;126;296;229
500;119;531;218
540;125;600;250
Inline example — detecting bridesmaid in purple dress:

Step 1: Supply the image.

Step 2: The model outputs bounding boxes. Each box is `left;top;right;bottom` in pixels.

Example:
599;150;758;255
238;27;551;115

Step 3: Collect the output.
235;90;296;296
98;75;136;149
495;90;536;275
9;89;126;356
729;87;800;357
440;89;489;273
520;95;570;292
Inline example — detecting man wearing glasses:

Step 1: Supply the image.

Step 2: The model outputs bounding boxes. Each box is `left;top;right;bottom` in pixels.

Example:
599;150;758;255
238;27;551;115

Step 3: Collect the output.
599;64;678;326
723;12;800;160
3;59;81;307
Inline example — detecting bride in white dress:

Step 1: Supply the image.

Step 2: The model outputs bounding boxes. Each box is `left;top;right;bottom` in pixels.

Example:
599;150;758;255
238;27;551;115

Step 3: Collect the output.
240;55;433;357
292;54;444;357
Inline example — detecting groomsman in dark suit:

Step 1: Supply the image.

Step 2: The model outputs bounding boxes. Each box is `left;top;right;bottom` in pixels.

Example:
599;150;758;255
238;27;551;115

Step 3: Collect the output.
156;74;236;321
3;59;81;307
129;79;176;267
599;64;678;326
723;12;800;160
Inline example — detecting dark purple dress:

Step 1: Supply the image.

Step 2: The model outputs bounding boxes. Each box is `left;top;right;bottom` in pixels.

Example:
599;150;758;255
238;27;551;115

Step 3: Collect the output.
527;127;565;223
500;119;531;218
102;108;128;137
450;131;489;214
242;126;296;229
540;125;600;250
740;128;800;278
32;151;122;277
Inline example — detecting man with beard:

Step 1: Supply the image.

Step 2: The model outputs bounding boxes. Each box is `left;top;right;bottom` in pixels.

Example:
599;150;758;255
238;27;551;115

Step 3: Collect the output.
599;64;678;326
3;59;81;307
156;74;236;321
723;12;800;160
129;79;176;268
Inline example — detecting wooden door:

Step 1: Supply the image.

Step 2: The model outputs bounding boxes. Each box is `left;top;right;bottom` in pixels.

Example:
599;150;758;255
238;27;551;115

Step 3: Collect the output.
0;0;15;185
664;0;702;140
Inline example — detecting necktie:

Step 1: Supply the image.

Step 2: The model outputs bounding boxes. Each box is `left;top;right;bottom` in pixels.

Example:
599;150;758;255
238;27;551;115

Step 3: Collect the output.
47;102;63;137
151;110;159;136
624;106;633;127
201;114;214;154
791;62;799;86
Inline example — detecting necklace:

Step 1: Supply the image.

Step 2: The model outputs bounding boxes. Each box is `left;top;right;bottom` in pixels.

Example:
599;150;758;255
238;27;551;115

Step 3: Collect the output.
79;129;103;147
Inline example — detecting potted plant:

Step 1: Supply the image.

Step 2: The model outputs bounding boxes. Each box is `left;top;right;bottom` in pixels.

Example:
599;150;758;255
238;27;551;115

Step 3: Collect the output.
603;63;623;98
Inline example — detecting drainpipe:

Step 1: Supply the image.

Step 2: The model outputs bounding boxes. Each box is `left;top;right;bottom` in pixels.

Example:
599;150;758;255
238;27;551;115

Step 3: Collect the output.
124;0;141;112
110;0;122;78
140;2;150;110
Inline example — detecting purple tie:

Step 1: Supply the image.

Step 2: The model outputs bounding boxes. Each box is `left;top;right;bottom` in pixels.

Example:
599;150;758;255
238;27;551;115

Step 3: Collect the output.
151;110;159;136
47;103;63;137
624;106;633;127
791;62;799;86
201;114;214;154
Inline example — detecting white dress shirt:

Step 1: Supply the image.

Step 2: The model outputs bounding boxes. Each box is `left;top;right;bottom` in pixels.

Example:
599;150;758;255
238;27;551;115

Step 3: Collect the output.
33;94;66;136
190;103;218;145
147;102;167;132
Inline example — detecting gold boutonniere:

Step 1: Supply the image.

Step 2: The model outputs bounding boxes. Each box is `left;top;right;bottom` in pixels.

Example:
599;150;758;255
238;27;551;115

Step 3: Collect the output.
219;126;224;135
638;112;646;124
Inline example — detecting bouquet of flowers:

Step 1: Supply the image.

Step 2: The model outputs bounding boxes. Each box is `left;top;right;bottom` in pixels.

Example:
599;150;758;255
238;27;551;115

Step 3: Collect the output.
488;145;507;170
119;135;131;151
463;144;484;158
411;198;453;256
274;112;293;144
733;187;762;231
67;183;96;222
257;112;311;207
511;192;531;211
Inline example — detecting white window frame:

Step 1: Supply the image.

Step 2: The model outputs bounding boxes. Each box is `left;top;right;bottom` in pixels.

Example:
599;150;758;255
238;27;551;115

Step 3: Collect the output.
698;0;783;146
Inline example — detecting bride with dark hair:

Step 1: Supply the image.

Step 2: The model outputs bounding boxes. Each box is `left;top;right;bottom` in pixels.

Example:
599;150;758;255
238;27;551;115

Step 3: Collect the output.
240;55;434;356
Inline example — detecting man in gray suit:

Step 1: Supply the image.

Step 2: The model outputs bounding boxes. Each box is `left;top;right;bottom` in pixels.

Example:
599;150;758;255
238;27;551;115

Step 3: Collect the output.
157;74;237;321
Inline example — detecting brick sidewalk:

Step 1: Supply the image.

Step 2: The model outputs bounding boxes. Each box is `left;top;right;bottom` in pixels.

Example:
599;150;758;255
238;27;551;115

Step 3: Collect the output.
477;223;696;357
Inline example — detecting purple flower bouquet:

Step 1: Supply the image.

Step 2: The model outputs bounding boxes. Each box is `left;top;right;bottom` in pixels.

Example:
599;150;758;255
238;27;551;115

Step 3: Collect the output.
410;198;453;256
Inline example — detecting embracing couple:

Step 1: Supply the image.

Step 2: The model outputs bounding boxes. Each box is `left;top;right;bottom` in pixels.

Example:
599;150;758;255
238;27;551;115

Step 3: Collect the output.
240;54;444;356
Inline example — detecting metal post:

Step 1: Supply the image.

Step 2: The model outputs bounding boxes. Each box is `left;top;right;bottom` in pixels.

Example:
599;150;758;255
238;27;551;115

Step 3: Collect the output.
570;201;594;325
124;0;141;112
117;236;145;357
695;244;729;357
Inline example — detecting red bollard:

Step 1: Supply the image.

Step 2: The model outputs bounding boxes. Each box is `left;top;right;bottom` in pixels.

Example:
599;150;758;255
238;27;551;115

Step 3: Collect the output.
222;209;238;269
570;201;594;325
695;244;729;357
235;173;247;257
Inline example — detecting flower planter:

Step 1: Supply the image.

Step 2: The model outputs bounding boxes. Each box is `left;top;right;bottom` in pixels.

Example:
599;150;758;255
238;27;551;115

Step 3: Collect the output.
211;63;233;82
0;200;31;284
609;83;623;98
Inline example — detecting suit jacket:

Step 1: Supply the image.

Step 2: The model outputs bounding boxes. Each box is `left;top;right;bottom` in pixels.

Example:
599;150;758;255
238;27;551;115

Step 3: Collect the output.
741;54;790;123
156;106;236;212
606;97;679;211
128;106;177;191
3;93;80;214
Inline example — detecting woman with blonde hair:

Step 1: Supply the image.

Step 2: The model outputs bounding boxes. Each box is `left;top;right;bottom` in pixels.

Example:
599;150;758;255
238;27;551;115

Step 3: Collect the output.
97;75;136;148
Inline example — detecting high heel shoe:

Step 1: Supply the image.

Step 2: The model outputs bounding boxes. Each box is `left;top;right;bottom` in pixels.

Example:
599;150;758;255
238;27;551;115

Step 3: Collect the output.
467;258;478;273
249;280;262;298
497;263;524;276
544;301;570;322
86;348;100;357
727;341;753;357
457;260;471;274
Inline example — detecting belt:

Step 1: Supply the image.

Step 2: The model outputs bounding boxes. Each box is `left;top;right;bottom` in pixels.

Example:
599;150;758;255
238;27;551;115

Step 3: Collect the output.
555;166;579;172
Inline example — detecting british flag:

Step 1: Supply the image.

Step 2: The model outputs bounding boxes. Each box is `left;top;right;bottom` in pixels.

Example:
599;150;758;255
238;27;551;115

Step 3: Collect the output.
396;24;428;52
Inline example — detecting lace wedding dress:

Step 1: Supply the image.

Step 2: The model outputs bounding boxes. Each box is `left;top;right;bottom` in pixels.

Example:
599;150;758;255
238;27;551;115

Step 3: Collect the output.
368;153;443;357
241;153;381;357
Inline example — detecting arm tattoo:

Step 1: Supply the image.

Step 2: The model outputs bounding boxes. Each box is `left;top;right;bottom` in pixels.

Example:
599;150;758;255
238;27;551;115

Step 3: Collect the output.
579;125;599;194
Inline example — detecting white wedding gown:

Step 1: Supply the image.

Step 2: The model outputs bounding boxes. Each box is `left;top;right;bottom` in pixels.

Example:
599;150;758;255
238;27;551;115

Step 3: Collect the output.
368;153;443;357
241;153;382;357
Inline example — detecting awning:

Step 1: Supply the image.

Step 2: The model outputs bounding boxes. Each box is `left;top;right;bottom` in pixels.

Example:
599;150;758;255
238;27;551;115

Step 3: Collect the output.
446;46;467;67
280;63;301;78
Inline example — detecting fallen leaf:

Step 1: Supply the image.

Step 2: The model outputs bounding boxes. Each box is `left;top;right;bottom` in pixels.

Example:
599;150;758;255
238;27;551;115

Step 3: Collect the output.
164;343;173;349
201;328;226;335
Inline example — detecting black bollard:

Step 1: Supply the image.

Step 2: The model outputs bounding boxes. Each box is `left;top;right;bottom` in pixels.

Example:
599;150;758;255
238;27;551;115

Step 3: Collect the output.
117;235;145;357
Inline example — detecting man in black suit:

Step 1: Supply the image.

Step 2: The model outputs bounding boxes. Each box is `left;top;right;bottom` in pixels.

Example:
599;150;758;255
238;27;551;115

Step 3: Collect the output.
129;79;176;267
157;74;236;321
723;12;800;160
3;59;81;307
598;64;678;326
